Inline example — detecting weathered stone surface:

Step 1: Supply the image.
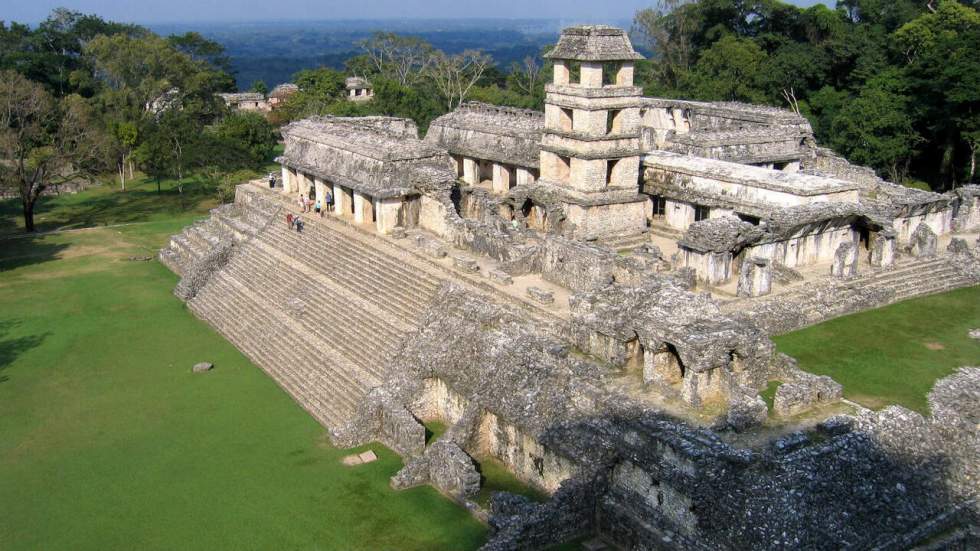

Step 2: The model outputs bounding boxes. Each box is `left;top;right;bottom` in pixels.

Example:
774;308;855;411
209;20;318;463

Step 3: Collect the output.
727;389;768;432
736;257;772;298
948;237;970;255
911;223;938;257
453;256;480;273
527;287;555;304
391;440;481;500
487;270;514;285
831;241;859;278
192;362;214;373
773;373;842;417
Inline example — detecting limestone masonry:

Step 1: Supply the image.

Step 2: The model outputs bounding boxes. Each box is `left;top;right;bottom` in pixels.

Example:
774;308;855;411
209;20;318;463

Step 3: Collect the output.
165;26;979;550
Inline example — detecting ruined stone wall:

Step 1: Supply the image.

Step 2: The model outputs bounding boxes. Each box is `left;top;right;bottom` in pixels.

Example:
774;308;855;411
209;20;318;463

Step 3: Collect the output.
747;223;858;269
893;208;954;244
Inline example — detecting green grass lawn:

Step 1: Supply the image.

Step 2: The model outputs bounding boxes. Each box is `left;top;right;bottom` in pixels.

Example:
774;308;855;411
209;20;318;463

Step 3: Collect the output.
773;286;980;414
472;456;547;509
0;182;486;550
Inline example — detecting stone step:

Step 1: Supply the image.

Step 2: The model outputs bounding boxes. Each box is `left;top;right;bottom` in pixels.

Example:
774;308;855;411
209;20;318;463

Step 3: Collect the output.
260;224;441;321
215;264;386;389
189;275;366;427
224;250;405;379
599;232;651;251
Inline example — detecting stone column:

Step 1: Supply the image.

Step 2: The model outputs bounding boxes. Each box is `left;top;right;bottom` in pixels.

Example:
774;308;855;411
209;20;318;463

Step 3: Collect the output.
666;200;695;230
280;165;290;192
314;178;327;210
492;163;511;194
516;168;534;187
783;161;801;173
462;158;479;185
334;184;353;216
353;192;374;224
375;197;402;235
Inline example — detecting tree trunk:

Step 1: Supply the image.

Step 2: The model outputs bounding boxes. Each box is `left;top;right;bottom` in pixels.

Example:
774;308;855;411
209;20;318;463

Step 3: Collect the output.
22;197;35;233
156;178;162;194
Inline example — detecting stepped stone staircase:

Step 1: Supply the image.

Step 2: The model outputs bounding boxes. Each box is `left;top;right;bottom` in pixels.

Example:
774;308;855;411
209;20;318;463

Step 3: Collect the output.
721;255;979;331
160;184;562;431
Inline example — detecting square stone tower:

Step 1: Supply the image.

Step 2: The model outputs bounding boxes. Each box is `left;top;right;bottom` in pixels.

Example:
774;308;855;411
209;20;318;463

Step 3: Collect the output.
540;25;649;238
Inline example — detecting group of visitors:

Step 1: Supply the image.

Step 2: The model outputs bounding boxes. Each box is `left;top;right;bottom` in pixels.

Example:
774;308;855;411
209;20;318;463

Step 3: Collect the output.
285;186;338;233
296;189;334;218
285;213;304;233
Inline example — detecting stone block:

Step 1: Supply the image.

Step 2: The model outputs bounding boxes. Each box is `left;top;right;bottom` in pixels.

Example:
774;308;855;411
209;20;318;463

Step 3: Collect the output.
527;287;555;305
773;375;842;417
424;244;448;259
831;242;858;278
390;226;407;239
727;391;768;432
192;362;214;373
358;450;378;463
488;270;514;285
453;256;480;273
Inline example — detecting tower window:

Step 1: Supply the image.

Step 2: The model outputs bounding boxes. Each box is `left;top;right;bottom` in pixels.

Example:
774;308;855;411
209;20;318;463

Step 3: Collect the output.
607;159;621;186
560;108;573;132
607;110;623;134
651;196;666;218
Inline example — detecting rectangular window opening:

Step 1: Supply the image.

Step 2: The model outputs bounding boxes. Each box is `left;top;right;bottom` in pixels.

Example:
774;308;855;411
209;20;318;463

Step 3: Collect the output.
695;205;711;222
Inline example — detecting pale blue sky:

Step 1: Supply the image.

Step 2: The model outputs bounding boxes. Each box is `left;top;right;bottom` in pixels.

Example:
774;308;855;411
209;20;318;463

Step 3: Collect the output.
6;1;833;25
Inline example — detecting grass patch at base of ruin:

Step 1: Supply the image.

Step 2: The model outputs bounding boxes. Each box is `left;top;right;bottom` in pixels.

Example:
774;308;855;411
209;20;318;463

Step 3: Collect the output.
0;209;485;550
773;286;980;415
473;455;548;508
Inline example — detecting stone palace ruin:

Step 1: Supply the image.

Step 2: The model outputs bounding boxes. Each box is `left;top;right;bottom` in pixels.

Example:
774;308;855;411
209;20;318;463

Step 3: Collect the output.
162;26;980;550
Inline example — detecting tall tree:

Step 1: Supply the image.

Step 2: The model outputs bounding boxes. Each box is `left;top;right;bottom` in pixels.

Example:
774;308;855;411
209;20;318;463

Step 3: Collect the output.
427;50;493;110
359;32;434;86
0;70;105;231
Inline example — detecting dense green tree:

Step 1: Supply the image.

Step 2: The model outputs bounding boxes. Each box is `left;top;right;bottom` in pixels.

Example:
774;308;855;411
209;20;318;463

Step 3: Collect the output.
250;80;269;95
211;112;277;166
829;70;921;182
684;35;769;102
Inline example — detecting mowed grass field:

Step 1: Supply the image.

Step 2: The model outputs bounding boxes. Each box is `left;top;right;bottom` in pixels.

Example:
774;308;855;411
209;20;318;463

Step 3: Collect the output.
774;286;980;414
0;179;486;551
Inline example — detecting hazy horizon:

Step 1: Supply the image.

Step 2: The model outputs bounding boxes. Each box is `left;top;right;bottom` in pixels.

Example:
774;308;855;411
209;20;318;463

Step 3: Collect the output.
7;1;834;25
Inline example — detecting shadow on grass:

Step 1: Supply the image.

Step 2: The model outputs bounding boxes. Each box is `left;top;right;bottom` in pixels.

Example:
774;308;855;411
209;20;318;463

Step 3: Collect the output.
0;178;219;237
0;234;70;272
0;320;49;383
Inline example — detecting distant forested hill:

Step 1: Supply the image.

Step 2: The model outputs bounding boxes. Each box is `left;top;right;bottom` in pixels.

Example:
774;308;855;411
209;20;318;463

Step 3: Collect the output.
148;19;580;89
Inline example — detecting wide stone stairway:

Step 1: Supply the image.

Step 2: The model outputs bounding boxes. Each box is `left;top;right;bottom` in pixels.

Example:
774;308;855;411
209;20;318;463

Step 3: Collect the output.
169;184;562;431
721;255;979;331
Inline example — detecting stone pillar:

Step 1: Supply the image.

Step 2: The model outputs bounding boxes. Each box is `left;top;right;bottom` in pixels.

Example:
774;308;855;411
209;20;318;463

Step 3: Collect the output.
831;242;858;278
580;62;603;88
783;161;801;173
353;192;374;224
516;167;534;187
553;60;570;85
314;178;327;209
462;158;479;185
334;184;353;217
280;165;290;192
375;197;402;235
666;200;695;230
737;257;772;297
870;231;896;267
491;163;512;194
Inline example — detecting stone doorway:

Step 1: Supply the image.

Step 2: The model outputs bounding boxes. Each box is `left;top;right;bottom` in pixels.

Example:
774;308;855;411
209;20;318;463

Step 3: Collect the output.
644;343;685;386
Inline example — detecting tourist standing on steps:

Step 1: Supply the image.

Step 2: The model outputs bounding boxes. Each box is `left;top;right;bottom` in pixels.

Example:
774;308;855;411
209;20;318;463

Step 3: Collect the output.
286;213;294;229
294;216;303;233
268;173;276;189
314;198;322;217
325;189;334;213
297;193;306;212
